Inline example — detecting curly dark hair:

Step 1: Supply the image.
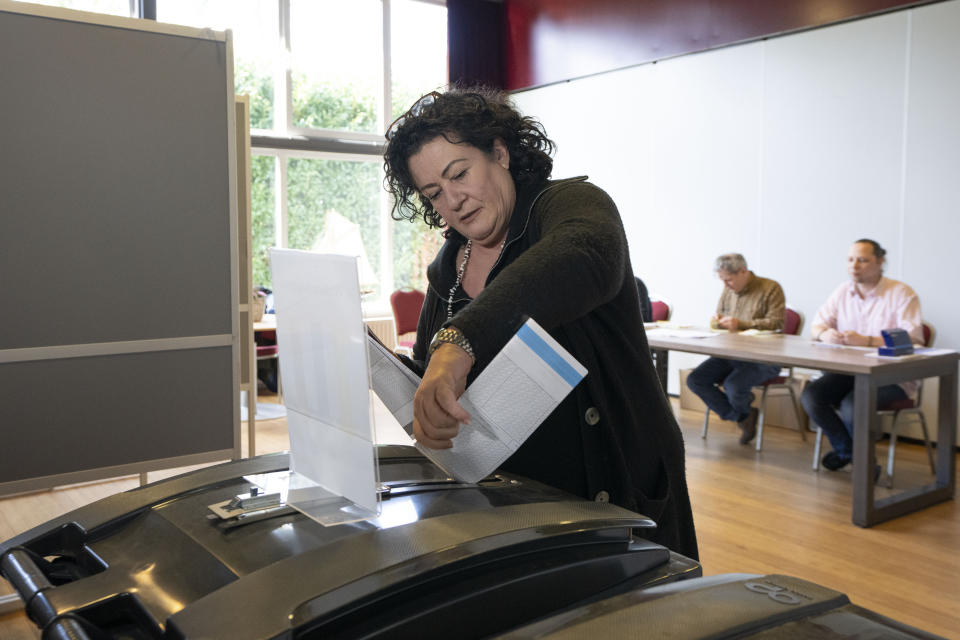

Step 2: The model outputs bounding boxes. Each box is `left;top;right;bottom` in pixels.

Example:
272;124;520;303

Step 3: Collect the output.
383;86;555;228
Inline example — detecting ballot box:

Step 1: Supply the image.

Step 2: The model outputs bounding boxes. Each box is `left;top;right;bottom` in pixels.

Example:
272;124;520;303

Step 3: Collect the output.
1;446;700;640
496;573;944;640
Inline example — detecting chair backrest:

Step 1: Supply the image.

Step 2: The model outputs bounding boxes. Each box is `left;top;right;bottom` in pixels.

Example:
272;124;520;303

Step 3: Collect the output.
784;307;804;336
635;277;653;322
650;300;671;322
922;322;934;347
885;321;935;409
390;288;426;335
912;322;936;404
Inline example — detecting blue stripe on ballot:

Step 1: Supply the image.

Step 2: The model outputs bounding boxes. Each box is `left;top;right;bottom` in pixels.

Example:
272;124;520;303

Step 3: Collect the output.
516;324;583;387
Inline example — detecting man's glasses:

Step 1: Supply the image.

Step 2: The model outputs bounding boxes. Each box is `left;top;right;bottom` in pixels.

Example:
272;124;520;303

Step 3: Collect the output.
385;91;441;140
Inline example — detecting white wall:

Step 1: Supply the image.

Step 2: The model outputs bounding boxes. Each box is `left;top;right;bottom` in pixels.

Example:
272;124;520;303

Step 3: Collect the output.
513;0;960;439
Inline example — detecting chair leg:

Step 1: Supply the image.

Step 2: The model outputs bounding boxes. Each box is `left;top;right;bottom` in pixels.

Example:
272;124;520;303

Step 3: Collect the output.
277;365;284;404
701;407;710;439
813;427;823;470
787;386;807;441
755;386;768;452
887;413;899;488
887;411;936;488
918;412;936;474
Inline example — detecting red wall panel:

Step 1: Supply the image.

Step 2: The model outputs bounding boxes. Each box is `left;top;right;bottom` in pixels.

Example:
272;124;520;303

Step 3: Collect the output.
504;0;941;90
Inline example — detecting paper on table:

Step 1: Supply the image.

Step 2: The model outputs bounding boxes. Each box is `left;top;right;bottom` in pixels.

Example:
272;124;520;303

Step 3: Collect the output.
863;346;954;359
811;342;873;351
738;329;776;336
913;347;956;356
645;327;717;339
367;318;587;483
647;321;695;329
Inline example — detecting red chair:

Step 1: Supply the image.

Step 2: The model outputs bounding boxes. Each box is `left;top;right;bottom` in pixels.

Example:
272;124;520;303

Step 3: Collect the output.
701;307;806;451
650;299;672;322
390;288;426;352
812;322;936;486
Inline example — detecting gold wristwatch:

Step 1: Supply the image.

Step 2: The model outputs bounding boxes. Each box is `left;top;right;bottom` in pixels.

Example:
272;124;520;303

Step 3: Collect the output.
429;326;475;360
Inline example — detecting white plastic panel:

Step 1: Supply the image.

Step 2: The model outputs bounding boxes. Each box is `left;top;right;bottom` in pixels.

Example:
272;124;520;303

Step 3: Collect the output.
269;249;379;523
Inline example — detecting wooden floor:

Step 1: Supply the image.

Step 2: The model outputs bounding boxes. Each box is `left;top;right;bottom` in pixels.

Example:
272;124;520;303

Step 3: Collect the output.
1;396;958;638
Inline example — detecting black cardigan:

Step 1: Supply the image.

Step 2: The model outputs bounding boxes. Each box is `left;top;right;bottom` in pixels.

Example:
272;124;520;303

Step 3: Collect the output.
405;177;698;560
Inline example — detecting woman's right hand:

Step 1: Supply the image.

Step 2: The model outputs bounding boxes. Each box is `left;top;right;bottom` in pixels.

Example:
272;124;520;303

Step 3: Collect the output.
413;343;473;449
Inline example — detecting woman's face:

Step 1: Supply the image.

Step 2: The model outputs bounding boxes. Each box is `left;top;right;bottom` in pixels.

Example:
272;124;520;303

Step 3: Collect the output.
407;136;516;248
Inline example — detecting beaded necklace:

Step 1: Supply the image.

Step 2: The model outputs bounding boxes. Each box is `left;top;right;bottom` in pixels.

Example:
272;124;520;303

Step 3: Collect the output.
447;240;473;320
446;237;507;320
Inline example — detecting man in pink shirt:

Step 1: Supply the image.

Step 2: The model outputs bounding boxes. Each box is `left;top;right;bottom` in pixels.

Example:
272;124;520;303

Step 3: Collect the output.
801;239;923;473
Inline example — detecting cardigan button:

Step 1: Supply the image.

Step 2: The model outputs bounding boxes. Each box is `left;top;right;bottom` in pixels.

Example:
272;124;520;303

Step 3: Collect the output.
594;490;610;503
584;407;600;426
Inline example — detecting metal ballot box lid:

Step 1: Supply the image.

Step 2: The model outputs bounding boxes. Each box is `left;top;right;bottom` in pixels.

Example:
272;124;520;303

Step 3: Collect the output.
1;446;700;640
496;573;946;640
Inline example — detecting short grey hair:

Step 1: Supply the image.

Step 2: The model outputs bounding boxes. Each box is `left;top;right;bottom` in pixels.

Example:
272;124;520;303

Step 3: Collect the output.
715;253;747;274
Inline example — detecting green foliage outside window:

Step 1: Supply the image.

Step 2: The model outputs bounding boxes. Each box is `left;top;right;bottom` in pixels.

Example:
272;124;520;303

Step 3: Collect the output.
244;66;440;295
287;157;381;294
393;216;443;291
250;155;275;289
236;63;273;130
293;75;377;133
391;85;428;122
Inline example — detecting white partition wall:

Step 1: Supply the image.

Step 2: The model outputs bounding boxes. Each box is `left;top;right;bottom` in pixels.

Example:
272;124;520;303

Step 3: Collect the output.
513;0;960;440
0;3;240;494
902;2;960;358
759;10;909;323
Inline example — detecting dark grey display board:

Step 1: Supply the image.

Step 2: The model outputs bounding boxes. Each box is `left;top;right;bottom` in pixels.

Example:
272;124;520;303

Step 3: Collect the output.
0;4;238;494
0;10;231;349
0;348;235;485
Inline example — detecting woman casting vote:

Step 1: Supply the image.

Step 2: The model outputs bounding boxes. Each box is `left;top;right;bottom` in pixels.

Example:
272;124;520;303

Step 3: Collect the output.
383;88;697;559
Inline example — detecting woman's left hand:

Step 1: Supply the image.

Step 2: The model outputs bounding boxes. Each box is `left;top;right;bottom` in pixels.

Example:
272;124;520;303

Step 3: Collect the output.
413;343;473;449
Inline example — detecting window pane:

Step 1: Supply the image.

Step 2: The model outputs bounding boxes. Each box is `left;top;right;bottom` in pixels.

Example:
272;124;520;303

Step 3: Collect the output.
251;155;276;289
289;0;381;133
156;0;277;129
286;157;382;295
392;218;443;293
25;0;130;16
391;0;448;120
388;0;448;295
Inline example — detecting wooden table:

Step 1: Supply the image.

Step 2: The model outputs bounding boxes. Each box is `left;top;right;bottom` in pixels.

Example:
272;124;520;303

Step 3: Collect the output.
253;313;277;333
646;329;958;527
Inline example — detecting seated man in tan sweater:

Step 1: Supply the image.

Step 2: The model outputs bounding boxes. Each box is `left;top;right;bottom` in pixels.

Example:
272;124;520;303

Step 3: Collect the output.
686;253;786;444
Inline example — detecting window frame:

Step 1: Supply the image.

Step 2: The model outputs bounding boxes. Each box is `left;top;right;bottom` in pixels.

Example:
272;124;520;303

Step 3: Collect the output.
71;0;442;305
29;0;445;308
250;0;446;310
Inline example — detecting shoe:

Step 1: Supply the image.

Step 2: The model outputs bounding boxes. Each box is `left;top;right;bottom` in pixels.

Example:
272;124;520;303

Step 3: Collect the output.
737;408;759;445
821;451;852;471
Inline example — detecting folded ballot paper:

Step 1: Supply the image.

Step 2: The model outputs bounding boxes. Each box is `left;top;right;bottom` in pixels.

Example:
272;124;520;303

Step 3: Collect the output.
367;319;587;483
